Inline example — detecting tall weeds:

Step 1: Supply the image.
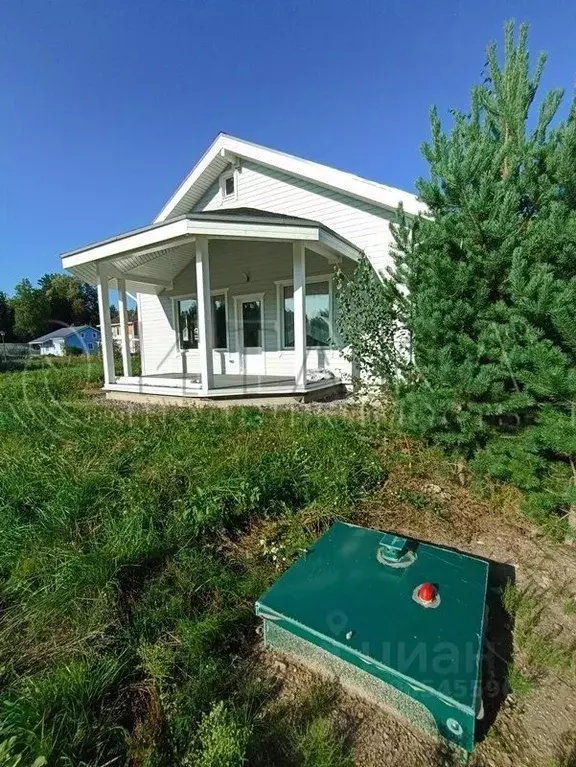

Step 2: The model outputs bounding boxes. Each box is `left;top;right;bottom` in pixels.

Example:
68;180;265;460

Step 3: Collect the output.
0;362;381;764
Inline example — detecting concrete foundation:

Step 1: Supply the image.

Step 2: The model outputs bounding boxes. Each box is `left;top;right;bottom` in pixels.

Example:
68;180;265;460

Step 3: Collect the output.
105;382;346;408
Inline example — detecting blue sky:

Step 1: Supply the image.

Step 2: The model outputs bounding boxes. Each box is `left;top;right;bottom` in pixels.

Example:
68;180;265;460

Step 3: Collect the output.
1;0;575;294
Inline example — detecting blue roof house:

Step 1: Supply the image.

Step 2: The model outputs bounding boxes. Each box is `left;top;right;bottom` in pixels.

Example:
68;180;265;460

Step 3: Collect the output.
28;325;101;356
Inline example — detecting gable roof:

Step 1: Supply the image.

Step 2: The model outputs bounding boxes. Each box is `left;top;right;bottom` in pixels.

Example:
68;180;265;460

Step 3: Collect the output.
29;325;98;345
155;133;426;223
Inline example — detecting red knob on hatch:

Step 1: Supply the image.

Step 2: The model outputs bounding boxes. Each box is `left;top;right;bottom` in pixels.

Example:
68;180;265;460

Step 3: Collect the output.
417;582;436;604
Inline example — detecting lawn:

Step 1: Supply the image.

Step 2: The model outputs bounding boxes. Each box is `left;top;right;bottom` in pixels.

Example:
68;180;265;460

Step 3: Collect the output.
1;359;575;767
0;358;383;766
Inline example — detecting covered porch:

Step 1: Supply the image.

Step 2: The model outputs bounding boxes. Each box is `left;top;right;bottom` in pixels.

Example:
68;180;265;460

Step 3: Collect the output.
61;209;362;402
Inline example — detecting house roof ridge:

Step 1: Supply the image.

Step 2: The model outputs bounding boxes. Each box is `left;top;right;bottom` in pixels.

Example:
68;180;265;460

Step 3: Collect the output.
29;324;95;344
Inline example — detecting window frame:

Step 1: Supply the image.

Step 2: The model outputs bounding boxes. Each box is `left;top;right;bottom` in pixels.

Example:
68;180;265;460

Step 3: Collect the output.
219;169;238;201
172;289;230;353
275;274;334;350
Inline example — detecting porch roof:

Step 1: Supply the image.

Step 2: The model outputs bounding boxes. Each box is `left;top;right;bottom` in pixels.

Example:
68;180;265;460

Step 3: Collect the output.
61;208;363;294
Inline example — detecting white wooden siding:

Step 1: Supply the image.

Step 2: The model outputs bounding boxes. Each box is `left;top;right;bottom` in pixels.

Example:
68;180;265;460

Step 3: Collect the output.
139;239;354;378
194;160;396;275
140;157;389;378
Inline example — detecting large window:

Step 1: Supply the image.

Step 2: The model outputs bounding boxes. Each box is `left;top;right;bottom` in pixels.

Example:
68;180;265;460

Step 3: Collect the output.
282;280;331;348
176;293;227;350
177;298;198;349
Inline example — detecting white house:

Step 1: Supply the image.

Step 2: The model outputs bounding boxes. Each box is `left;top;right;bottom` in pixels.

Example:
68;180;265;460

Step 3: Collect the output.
110;320;139;355
61;134;424;403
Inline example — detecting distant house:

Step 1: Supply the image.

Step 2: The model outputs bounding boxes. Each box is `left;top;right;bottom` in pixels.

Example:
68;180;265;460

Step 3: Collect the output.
110;319;139;354
28;325;101;356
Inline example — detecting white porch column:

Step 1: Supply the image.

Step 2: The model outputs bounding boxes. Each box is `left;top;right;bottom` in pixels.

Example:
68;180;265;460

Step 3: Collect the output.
195;235;214;392
117;278;132;377
96;262;116;385
293;242;307;389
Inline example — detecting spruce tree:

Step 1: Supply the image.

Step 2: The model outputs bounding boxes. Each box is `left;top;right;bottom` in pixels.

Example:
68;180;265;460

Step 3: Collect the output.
472;98;576;527
338;21;576;529
399;21;576;528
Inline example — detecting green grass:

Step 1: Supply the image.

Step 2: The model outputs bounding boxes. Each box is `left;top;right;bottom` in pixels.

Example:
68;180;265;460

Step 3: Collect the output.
502;582;576;687
506;665;534;696
291;715;352;767
244;680;352;767
191;701;252;767
0;360;383;765
288;685;352;767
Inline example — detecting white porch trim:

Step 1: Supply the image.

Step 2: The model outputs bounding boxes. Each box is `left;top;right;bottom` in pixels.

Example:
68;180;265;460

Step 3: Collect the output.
61;214;363;292
293;242;306;389
63;219;191;268
108;265;173;290
195;236;214;392
108;374;340;400
62;219;345;270
117;278;132;377
96;263;115;385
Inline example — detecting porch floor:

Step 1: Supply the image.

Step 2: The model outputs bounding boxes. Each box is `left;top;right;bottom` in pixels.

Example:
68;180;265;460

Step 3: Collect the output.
107;372;344;405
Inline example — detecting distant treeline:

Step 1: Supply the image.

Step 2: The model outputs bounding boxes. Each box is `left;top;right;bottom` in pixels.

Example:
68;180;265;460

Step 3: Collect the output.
0;274;136;342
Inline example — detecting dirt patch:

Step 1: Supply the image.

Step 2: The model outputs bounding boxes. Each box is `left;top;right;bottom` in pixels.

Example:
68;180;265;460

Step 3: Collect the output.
353;437;576;608
256;650;458;767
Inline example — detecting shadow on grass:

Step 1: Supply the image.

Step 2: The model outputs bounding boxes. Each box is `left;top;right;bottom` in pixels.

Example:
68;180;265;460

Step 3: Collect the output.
476;559;515;742
245;678;355;767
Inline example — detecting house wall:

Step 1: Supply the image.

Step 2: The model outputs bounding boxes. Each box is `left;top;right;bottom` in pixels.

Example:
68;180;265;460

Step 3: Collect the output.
139;239;355;378
39;339;65;356
139;158;396;380
194;160;396;274
111;322;138;340
65;328;101;355
111;322;139;354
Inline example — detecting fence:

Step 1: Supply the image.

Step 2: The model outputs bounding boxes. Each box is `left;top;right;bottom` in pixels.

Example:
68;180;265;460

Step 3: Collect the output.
0;342;35;360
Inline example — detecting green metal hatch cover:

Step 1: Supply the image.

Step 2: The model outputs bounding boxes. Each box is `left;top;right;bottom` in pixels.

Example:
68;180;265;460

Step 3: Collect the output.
255;521;489;755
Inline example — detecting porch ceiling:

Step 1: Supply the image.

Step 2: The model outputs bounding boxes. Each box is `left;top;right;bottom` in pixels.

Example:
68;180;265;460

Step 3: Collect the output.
61;208;363;294
70;242;195;295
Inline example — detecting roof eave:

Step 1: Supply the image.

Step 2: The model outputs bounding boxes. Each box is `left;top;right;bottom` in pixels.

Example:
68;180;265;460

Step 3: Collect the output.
61;215;361;272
